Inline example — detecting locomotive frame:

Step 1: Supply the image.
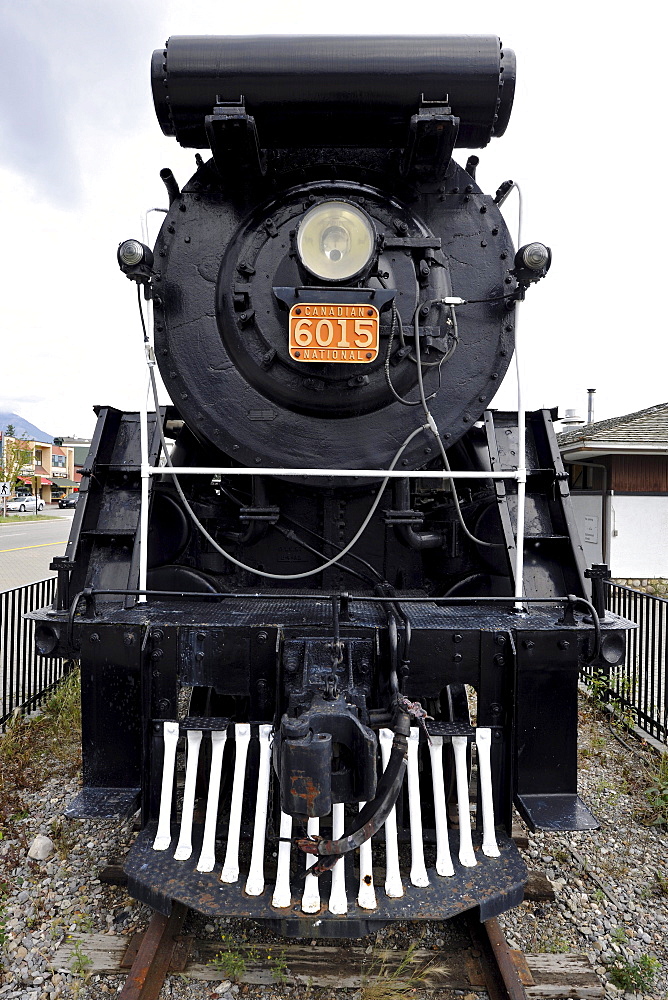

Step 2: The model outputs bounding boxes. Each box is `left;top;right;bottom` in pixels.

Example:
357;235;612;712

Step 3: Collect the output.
32;34;631;937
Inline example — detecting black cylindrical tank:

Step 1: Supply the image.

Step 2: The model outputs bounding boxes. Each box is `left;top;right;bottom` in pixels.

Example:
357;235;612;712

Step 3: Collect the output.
152;35;515;150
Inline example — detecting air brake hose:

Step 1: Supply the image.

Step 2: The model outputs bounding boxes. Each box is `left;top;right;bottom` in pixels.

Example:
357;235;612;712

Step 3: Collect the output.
295;713;410;874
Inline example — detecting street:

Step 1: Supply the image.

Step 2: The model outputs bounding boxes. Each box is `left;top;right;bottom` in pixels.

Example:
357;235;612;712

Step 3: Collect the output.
0;510;73;592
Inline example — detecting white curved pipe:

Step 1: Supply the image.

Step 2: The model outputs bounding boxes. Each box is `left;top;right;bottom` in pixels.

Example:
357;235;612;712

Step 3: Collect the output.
301;817;321;913
173;729;202;861
428;735;454;877
221;724;251;883
380;728;404;898
153;721;180;851
476;728;500;858
407;727;430;887
245;724;272;896
272;810;293;908
452;736;476;868
328;803;347;914
357;801;376;909
196;729;228;872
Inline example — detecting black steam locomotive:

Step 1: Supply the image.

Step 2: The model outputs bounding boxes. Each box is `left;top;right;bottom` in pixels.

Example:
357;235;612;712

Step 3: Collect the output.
34;36;629;936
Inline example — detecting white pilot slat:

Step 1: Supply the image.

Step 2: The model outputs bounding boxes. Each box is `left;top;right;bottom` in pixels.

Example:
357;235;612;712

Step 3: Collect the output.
196;729;228;873
301;817;321;913
428;735;454;876
452;735;476;868
271;810;293;908
357;801;376;910
220;724;252;883
476;727;501;858
328;802;347;914
153;721;180;851
379;728;403;898
407;727;430;887
244;724;273;896
173;729;202;861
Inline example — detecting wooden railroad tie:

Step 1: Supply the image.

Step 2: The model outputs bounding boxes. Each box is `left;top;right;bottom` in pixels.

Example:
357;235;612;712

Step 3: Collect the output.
54;932;603;998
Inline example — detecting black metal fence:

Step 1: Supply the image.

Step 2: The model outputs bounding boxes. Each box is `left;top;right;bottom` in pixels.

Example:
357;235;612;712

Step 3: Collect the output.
0;577;64;729
603;581;668;745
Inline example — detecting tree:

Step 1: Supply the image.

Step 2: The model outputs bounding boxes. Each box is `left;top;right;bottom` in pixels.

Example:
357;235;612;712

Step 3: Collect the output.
0;432;34;493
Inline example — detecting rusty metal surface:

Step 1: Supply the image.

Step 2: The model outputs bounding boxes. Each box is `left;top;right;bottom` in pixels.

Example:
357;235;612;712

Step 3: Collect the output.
124;825;526;927
467;911;531;1000
118;900;188;1000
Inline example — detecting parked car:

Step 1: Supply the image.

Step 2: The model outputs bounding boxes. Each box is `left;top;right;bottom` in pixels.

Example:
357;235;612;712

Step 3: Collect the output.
58;493;79;509
5;495;45;512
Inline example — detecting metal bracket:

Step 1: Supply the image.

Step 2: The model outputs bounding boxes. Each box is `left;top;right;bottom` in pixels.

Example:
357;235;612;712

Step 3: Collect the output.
383;508;424;527
239;505;280;524
204;101;267;179
400;108;460;181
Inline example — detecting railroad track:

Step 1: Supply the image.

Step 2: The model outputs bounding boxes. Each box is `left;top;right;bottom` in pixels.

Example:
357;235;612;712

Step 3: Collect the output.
112;905;545;1000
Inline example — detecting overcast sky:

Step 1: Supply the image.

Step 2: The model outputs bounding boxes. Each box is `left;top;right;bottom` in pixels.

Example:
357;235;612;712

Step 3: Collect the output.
0;1;665;439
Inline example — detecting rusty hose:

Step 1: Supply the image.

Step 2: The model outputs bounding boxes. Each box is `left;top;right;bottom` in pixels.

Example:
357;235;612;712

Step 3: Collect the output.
295;722;409;874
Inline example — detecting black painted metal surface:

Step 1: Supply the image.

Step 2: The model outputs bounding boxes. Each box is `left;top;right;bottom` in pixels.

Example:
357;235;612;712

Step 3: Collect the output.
126;825;526;926
152;35;515;150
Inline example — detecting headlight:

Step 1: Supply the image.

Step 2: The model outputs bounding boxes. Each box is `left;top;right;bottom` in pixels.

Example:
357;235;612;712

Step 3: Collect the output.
118;239;148;267
519;242;550;271
117;239;154;283
296;201;375;282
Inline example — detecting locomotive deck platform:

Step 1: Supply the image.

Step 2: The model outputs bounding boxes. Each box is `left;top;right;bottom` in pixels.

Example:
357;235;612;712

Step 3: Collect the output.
125;824;526;932
42;594;630;632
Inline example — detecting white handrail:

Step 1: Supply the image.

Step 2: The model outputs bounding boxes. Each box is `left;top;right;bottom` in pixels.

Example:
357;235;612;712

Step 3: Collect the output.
143;465;527;479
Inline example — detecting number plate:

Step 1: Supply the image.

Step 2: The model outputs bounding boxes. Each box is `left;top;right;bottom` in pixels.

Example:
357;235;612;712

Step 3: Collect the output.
289;304;379;363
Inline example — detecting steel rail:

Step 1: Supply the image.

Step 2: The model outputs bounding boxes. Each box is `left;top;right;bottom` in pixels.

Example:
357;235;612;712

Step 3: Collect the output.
118;901;189;1000
466;912;531;1000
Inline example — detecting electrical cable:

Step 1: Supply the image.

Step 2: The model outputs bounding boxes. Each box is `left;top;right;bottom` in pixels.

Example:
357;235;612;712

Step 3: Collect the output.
405;300;458;366
412;303;503;550
147;351;427;580
280;512;386;584
383;305;423;407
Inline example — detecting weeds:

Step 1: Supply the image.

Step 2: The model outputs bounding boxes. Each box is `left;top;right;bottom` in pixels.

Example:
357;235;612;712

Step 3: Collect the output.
49;815;77;858
0;669;81;834
654;870;668;896
641;753;668;827
208;933;260;982
209;948;247;981
539;935;571;954
608;953;659;992
585;668;611;712
269;948;290;986
361;943;435;1000
585;668;635;731
69;938;93;977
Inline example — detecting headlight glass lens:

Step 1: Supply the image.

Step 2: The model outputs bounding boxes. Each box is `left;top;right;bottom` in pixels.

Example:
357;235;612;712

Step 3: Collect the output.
119;239;145;267
297;201;375;281
522;242;550;271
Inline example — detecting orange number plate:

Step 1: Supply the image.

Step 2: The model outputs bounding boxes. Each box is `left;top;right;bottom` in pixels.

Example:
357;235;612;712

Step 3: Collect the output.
289;303;379;363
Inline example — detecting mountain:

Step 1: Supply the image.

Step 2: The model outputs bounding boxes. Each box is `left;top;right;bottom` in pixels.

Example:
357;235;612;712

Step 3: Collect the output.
0;411;53;443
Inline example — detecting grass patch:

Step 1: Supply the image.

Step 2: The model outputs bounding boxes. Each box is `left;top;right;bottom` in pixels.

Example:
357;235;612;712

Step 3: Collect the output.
361;944;438;1000
0;669;81;838
0;514;59;524
642;753;668;826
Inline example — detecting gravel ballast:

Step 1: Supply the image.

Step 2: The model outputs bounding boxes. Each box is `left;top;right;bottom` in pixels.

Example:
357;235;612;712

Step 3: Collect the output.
1;696;667;1000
